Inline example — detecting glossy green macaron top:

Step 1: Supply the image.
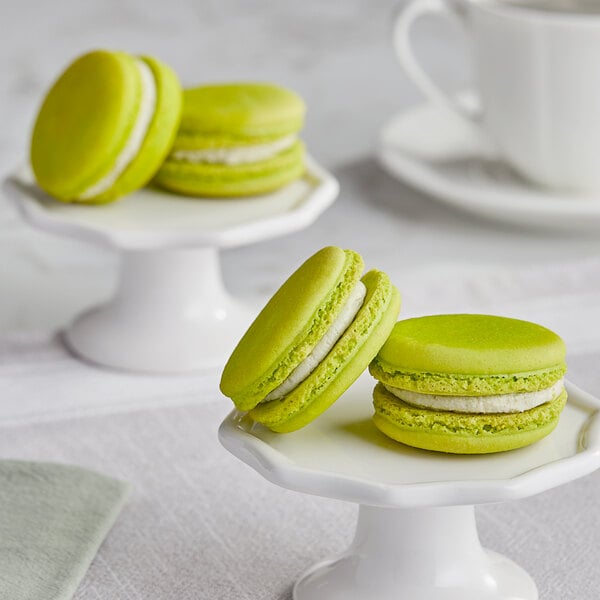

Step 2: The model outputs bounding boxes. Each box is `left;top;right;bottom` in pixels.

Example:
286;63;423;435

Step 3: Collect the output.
175;83;305;147
31;50;182;204
221;247;364;411
370;314;567;395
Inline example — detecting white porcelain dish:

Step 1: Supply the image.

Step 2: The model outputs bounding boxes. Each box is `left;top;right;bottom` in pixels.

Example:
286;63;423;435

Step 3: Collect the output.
219;373;600;599
3;158;339;372
5;156;337;250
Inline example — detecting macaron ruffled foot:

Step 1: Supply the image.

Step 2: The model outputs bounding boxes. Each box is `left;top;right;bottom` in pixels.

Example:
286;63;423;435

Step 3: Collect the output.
220;246;401;432
369;314;568;454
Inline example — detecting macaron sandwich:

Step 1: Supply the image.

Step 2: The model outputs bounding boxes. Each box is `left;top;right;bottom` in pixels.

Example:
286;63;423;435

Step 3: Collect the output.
220;246;401;432
155;83;306;197
369;314;567;454
31;50;182;204
31;53;308;202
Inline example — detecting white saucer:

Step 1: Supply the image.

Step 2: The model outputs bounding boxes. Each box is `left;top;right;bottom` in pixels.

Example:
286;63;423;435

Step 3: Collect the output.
377;102;600;230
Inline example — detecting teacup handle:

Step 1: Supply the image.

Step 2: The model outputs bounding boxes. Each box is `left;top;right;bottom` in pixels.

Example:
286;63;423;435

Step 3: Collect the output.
393;0;480;126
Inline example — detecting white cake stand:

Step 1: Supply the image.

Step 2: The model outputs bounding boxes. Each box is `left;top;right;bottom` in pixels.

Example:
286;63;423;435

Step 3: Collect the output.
219;374;600;600
377;98;600;230
3;158;338;372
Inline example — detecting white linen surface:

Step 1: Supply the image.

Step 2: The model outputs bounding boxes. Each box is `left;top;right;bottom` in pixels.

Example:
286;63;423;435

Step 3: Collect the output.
1;257;600;600
5;0;600;597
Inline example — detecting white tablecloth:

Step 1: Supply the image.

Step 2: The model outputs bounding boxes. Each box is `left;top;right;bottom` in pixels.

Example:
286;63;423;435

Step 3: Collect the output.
1;255;600;600
4;1;600;596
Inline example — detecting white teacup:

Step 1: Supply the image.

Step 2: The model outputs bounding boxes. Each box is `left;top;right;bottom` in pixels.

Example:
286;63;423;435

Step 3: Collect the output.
394;0;600;194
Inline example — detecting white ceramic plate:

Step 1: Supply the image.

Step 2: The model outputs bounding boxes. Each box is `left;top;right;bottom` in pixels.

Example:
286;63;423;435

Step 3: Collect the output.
377;101;600;230
2;158;339;372
3;156;338;250
219;372;600;508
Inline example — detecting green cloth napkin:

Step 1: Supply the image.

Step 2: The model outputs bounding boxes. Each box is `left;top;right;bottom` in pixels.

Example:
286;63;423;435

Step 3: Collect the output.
0;460;130;600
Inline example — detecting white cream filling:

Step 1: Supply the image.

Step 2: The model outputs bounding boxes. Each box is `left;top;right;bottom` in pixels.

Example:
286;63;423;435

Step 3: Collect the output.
263;280;367;402
79;59;157;200
171;134;297;166
384;379;565;414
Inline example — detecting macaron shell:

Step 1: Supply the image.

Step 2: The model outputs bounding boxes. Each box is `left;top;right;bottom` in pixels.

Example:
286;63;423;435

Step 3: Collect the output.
376;315;566;375
369;362;566;397
249;270;401;432
178;83;305;139
89;55;182;204
154;140;304;197
220;247;364;411
370;314;567;396
372;383;567;454
31;50;141;200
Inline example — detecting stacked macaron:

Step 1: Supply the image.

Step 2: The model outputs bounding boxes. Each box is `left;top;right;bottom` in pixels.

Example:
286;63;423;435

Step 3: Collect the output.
220;251;570;453
155;83;306;197
31;50;182;204
220;246;401;432
30;53;307;203
369;314;567;454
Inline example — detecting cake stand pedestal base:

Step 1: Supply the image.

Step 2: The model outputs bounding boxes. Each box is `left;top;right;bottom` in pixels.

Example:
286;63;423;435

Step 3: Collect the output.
65;247;254;372
5;156;339;372
294;505;536;600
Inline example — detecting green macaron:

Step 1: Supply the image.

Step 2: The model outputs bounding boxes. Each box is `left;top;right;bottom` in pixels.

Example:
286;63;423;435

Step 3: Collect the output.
31;50;182;204
220;246;401;432
369;314;567;454
154;82;306;197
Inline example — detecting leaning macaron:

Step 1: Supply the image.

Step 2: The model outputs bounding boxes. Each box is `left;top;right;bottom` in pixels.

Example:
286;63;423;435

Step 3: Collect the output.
31;50;182;204
154;82;306;197
220;246;401;432
369;314;567;454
